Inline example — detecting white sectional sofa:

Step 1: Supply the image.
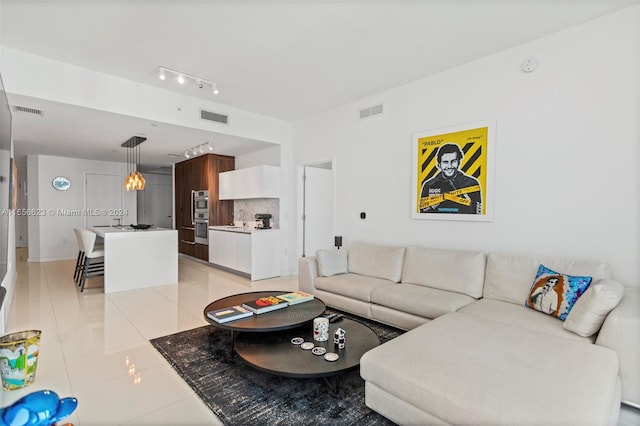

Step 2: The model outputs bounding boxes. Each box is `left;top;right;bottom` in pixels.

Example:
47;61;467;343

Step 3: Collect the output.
298;241;640;425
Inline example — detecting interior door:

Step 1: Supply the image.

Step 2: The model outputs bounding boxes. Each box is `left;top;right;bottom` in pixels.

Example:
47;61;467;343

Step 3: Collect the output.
298;164;334;257
85;173;127;227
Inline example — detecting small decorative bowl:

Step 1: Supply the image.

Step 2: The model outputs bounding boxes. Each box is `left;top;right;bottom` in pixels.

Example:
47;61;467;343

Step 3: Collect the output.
130;224;152;230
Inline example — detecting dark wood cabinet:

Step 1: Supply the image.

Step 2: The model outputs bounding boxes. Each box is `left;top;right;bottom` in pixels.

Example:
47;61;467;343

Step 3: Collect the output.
211;156;235;226
177;226;195;257
175;154;235;260
195;243;209;261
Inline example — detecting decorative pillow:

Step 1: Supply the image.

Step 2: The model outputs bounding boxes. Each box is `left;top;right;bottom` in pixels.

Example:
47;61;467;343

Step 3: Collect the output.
316;249;348;277
563;279;624;337
525;264;592;321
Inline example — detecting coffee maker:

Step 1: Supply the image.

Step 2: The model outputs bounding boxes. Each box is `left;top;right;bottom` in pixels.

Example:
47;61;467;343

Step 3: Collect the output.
255;213;272;229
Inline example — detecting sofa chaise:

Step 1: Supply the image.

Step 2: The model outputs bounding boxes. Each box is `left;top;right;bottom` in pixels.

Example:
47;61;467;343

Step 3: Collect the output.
298;241;639;425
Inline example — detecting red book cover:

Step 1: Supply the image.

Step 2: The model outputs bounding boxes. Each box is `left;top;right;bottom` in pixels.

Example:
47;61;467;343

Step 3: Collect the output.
241;295;288;314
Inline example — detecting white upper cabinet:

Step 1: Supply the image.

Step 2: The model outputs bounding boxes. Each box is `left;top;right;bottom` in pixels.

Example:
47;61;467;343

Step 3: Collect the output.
219;165;281;200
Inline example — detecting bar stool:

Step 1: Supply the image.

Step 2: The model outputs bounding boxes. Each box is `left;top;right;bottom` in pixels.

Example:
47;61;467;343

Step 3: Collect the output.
77;229;105;292
73;228;104;284
72;228;85;284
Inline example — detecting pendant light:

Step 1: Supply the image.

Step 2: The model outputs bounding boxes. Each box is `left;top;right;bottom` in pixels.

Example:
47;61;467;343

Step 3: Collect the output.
122;136;146;191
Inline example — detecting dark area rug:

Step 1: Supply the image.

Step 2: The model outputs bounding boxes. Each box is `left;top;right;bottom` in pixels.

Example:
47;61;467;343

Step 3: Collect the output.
150;310;403;425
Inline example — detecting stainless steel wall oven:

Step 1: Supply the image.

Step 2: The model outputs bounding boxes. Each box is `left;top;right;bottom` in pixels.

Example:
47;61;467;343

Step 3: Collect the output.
192;190;209;245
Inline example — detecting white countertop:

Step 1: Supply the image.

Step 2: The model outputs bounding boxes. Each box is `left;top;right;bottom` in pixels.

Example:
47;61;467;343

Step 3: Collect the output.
209;225;278;234
91;226;174;237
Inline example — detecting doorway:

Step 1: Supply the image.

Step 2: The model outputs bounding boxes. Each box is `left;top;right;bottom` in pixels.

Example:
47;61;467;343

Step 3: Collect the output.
297;161;334;258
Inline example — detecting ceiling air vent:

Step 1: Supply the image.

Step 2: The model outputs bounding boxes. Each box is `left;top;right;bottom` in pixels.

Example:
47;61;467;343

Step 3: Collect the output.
14;105;44;117
359;103;383;120
200;109;228;125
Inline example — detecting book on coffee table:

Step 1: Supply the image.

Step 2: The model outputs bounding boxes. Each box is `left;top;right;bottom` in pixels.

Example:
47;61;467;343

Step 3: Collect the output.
242;295;289;314
207;305;253;323
276;291;314;305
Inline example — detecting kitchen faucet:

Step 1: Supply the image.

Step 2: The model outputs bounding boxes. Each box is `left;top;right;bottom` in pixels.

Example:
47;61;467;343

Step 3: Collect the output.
238;209;247;227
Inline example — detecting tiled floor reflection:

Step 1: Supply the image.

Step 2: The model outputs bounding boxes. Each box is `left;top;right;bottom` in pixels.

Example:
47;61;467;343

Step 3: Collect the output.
1;248;298;425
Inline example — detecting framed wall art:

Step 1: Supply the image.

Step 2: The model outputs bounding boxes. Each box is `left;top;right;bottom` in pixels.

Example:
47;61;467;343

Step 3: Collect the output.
411;120;495;222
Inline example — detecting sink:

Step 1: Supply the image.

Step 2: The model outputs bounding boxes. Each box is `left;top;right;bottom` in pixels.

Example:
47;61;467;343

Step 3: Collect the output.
214;225;250;232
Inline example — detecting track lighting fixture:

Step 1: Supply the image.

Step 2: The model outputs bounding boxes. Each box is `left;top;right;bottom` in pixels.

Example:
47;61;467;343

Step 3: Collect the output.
157;66;219;95
184;142;214;158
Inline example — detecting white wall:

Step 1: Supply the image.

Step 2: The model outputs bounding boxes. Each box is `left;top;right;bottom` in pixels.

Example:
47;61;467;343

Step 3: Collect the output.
235;146;281;168
292;7;639;287
27;154;137;262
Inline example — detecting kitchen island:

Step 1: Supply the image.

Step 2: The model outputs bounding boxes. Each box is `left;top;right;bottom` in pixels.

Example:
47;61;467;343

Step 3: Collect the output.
91;226;178;293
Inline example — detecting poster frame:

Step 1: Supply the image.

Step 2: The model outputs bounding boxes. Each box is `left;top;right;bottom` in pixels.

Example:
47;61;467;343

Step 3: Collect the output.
411;119;496;222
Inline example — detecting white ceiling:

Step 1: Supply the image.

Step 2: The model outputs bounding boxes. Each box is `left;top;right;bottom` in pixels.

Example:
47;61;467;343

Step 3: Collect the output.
1;0;636;168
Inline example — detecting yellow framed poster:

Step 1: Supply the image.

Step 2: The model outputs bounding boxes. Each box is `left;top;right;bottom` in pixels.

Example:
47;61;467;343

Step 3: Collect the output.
411;120;495;221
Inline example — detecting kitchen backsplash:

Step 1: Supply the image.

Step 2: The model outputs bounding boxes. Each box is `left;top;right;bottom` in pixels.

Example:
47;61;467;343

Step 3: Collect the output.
233;199;280;229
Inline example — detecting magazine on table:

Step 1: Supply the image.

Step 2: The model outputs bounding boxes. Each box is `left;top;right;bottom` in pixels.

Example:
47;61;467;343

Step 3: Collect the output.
276;291;314;305
207;305;253;323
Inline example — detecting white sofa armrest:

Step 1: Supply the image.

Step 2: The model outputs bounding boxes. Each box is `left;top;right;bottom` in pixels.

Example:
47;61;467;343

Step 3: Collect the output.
298;256;319;295
596;286;640;407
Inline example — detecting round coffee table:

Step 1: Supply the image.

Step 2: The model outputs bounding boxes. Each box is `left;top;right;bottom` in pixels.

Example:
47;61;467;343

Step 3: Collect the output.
203;291;326;331
233;317;380;394
203;291;326;354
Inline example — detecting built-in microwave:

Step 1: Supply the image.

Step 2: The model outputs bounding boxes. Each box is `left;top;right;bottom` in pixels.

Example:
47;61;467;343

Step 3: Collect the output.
191;190;209;222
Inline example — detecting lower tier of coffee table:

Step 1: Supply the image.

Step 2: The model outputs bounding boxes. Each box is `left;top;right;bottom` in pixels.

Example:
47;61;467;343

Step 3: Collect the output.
233;317;380;393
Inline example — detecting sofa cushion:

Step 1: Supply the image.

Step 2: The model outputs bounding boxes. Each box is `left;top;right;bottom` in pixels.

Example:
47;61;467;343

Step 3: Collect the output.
458;298;592;342
401;246;485;298
483;252;610;305
360;312;620;425
564;279;624;337
524;264;592;321
371;283;476;319
348;241;406;283
315;273;394;302
316;248;348;277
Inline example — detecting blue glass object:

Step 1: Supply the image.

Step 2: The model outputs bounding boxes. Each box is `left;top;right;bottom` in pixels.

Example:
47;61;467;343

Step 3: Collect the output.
0;390;77;426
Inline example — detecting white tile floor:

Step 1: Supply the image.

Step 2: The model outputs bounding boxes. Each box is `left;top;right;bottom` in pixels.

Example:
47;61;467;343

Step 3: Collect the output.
3;248;639;425
1;248;298;425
